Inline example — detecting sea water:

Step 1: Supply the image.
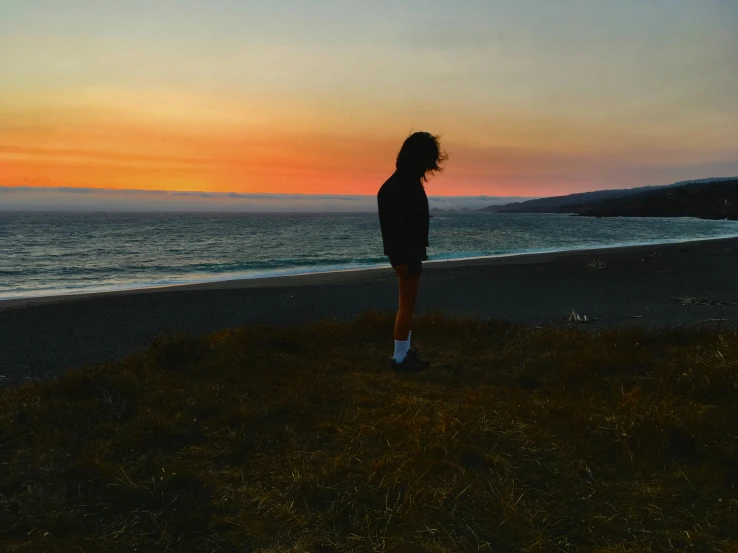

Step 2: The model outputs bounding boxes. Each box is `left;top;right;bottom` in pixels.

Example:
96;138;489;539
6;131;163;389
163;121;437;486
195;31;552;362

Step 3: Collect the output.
2;211;738;300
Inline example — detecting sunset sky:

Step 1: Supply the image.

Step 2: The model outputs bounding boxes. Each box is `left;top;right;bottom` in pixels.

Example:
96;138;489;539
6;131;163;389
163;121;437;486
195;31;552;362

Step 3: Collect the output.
2;0;738;206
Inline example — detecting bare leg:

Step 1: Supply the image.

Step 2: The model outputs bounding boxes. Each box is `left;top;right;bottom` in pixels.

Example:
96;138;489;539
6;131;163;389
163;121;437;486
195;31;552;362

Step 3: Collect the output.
393;265;420;341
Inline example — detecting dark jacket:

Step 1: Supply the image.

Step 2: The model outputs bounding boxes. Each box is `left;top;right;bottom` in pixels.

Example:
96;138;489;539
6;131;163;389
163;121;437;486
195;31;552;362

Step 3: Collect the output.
377;170;429;261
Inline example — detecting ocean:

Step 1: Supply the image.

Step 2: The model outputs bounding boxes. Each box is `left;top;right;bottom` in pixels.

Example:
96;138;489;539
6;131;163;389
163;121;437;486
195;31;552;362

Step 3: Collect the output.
2;211;738;300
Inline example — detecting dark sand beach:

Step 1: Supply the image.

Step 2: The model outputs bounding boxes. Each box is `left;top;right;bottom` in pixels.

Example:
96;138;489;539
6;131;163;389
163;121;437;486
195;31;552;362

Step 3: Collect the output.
2;237;737;386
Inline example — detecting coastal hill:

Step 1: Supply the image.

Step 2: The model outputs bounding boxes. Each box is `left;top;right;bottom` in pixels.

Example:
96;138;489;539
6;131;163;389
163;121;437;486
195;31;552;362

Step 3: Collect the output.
579;178;738;220
472;177;738;219
477;177;737;216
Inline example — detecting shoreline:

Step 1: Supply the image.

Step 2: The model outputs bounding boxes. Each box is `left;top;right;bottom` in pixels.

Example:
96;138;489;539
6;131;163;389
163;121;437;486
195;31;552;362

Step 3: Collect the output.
3;233;738;309
2;235;737;386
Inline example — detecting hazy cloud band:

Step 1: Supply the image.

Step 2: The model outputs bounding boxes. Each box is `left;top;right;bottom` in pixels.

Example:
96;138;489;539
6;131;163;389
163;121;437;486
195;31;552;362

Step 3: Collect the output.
0;186;532;212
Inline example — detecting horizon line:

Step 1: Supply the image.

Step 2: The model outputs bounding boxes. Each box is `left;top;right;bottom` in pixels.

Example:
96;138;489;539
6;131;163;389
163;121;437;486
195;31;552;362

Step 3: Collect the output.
0;185;536;200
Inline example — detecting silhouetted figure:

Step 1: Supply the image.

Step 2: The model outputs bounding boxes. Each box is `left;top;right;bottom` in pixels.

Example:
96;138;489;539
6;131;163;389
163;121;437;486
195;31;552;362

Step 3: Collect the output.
377;132;448;372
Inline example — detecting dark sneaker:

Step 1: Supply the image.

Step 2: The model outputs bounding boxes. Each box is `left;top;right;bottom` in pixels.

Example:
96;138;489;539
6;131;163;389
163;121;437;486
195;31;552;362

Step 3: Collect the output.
390;349;430;373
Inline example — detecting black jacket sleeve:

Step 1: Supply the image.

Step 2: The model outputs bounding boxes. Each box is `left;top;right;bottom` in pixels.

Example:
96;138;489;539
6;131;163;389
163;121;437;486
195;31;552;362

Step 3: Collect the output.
378;186;412;257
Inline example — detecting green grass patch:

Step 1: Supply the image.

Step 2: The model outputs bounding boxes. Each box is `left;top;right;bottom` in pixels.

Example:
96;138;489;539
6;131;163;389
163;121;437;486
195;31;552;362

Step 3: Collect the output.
1;313;738;552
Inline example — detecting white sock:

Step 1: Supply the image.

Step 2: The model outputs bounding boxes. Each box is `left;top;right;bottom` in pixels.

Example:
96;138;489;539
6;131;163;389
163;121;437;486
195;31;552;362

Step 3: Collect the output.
393;339;410;363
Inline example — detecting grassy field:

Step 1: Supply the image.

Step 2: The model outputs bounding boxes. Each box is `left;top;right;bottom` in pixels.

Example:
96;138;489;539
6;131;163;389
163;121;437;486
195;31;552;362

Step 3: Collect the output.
1;313;737;552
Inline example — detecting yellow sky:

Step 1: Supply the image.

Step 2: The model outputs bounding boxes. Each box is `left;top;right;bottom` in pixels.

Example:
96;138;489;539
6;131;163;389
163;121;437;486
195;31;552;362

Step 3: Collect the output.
2;1;737;199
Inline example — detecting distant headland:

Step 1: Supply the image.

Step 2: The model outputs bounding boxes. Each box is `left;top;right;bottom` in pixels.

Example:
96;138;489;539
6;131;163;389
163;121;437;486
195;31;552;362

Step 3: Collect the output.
433;177;738;220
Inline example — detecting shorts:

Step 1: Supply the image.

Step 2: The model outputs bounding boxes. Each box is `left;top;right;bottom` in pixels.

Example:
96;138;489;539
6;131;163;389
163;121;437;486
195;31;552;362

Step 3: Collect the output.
389;257;423;276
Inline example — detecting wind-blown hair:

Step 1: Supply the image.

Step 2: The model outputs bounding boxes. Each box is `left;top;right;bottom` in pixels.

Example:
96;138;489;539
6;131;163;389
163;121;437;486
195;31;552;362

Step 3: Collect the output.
395;132;448;182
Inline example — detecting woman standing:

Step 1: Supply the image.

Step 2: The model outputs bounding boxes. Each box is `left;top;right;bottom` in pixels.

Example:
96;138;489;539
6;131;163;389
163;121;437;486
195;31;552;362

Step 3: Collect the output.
377;132;447;372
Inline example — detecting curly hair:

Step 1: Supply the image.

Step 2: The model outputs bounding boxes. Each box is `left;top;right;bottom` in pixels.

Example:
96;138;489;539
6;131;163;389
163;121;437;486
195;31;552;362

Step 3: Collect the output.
395;132;448;182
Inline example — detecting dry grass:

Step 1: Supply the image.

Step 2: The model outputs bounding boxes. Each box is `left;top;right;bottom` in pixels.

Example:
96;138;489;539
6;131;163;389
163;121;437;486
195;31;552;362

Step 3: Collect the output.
1;313;738;552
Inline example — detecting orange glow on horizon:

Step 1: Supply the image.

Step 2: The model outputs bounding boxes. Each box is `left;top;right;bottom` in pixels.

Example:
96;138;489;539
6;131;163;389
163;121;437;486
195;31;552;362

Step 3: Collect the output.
2;87;735;198
0;116;543;196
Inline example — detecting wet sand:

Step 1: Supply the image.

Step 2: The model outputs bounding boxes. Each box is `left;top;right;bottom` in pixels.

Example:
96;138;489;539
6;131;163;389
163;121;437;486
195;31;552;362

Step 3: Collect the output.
2;238;737;386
